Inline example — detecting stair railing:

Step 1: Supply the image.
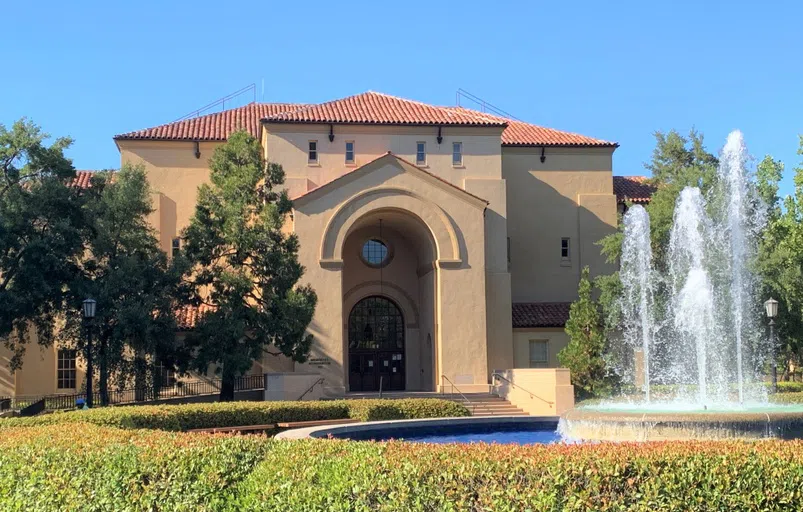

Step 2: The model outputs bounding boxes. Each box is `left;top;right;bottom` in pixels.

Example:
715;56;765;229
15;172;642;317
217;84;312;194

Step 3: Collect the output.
440;375;479;416
296;378;325;401
491;372;554;408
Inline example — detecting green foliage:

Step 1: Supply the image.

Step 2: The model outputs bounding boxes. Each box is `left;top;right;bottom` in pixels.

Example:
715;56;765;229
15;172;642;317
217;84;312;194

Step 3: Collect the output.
0;423;271;511
757;142;803;379
3;423;803;510
182;130;317;400
560;267;616;398
62;164;190;402
238;439;803;511
0;398;469;431
0;119;84;367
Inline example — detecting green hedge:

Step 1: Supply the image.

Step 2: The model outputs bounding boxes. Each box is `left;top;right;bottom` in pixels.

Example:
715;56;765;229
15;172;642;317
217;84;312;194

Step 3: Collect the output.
0;398;469;431
3;424;803;511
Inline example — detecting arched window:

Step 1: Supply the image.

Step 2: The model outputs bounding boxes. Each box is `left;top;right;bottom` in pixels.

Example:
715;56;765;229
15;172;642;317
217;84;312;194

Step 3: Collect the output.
348;296;404;351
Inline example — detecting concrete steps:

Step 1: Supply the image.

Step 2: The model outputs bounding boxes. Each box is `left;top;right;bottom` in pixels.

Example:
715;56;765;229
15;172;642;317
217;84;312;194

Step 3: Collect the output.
444;393;528;417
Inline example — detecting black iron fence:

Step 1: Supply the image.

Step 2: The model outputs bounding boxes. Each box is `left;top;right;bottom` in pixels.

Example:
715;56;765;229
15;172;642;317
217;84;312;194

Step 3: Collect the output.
4;374;266;412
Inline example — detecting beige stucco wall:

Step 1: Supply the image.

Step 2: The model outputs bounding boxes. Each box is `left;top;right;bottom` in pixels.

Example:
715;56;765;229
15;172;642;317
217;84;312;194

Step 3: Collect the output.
1;329;87;398
263;123;505;193
503;146;617;303
512;328;570;368
494;368;575;416
118;139;222;250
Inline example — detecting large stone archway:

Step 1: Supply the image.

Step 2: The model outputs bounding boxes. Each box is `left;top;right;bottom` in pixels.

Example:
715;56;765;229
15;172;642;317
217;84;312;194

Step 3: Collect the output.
292;156;491;395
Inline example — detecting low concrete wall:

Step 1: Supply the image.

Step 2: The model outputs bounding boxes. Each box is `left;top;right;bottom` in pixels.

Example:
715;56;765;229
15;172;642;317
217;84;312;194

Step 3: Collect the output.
493;368;575;416
265;372;324;401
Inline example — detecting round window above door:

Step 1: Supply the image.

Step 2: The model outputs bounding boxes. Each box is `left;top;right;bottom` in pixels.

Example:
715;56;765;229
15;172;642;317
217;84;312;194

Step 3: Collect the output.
361;239;391;267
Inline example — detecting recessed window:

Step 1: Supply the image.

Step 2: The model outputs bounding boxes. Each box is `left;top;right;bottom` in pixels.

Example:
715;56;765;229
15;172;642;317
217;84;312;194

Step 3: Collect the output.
416;141;426;166
157;364;177;387
171;237;181;259
345;141;355;164
308;140;318;164
452;142;463;166
57;349;77;389
361;239;389;267
561;238;570;261
529;340;549;368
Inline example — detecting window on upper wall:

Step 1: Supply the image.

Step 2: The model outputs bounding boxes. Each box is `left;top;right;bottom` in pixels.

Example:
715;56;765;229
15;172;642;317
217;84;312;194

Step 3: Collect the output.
171;237;181;259
452;142;463;166
529;340;549;368
156;364;177;387
345;141;355;164
308;140;318;164
416;141;426;166
561;238;570;262
57;349;77;389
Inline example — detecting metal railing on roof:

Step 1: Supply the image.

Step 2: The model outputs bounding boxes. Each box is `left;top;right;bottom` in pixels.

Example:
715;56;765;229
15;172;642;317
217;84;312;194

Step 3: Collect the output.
455;89;520;121
173;83;257;122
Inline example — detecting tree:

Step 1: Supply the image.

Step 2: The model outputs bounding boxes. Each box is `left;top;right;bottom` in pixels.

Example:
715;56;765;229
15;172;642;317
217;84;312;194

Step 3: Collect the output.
599;129;719;267
559;267;614;398
757;145;803;380
182;130;317;401
62;164;189;404
0;119;84;368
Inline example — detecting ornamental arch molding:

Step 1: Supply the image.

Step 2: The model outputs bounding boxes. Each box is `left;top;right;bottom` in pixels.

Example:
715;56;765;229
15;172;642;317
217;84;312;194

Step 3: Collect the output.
319;187;462;267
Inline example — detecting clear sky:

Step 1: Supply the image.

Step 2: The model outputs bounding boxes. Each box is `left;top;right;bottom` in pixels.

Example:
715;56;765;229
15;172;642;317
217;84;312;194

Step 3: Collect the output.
2;0;801;196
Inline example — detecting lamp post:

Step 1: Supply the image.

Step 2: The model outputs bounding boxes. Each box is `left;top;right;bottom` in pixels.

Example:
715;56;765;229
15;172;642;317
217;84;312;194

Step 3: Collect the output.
764;298;779;393
82;299;97;408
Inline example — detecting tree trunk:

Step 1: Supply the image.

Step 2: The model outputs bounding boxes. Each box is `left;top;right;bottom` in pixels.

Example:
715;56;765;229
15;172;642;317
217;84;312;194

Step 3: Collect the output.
99;339;109;406
220;373;236;402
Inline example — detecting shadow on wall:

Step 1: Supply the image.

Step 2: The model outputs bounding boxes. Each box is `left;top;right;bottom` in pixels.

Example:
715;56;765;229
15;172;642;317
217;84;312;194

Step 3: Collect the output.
505;169;616;303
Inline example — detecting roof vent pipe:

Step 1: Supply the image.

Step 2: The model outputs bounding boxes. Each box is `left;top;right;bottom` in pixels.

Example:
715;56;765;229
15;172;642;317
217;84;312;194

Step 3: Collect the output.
437;126;443;145
194;141;201;159
328;124;335;142
540;146;546;163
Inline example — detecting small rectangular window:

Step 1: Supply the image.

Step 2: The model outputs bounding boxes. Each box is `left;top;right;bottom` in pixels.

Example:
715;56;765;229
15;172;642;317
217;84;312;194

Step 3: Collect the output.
452;142;462;166
345;141;355;164
416;141;426;165
308;140;318;164
157;364;177;387
561;238;570;261
529;340;549;368
57;349;77;389
171;237;181;259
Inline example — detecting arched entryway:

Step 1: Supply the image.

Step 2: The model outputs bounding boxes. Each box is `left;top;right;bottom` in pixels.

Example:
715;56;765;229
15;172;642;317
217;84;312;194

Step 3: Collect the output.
347;296;405;391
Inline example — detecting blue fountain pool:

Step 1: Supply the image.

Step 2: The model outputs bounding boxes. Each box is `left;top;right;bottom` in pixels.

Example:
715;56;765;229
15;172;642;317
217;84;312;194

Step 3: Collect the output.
323;419;563;445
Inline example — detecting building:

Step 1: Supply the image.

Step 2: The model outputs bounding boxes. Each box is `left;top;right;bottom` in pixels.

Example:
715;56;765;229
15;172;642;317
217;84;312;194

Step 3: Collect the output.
2;91;653;399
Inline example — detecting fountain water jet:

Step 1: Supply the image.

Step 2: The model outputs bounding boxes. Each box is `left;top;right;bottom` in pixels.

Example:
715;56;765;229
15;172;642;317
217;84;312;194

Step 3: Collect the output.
620;205;655;402
559;130;803;441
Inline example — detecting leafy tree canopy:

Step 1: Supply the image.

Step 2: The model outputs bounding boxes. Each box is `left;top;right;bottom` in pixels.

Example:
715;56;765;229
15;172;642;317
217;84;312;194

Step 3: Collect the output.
182;130;317;400
0;119;84;367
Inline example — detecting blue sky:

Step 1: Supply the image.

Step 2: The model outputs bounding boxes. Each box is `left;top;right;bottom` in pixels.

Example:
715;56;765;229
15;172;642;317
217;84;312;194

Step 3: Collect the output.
2;0;801;196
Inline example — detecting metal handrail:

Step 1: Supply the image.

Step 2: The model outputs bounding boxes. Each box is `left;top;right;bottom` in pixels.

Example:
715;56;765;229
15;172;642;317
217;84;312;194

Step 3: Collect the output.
296;378;325;401
440;375;478;415
491;372;554;407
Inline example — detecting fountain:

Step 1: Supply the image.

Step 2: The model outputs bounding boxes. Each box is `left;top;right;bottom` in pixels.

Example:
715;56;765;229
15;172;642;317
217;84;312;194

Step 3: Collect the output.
560;130;803;441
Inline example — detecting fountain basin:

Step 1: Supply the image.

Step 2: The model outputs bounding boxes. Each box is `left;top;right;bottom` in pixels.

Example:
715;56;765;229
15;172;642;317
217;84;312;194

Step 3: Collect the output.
559;406;803;441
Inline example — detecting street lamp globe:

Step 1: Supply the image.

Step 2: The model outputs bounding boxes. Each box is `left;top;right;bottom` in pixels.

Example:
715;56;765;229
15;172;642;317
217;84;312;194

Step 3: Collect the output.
764;298;778;319
82;298;97;319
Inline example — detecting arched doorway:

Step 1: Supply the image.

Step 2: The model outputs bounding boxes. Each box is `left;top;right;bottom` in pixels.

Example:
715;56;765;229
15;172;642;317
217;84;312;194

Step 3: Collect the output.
347;296;405;391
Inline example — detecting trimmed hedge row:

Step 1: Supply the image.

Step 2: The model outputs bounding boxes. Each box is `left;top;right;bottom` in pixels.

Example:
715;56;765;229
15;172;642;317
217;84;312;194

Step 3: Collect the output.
3;424;803;511
235;438;803;511
0;398;469;431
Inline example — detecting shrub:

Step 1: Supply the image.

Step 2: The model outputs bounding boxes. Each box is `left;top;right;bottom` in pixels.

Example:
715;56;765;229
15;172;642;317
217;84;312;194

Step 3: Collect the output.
3;424;803;511
235;439;803;511
0;423;272;511
0;398;468;431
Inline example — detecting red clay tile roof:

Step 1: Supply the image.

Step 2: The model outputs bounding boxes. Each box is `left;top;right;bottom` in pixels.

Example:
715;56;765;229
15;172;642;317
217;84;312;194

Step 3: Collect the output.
449;107;616;147
115;91;615;148
114;103;306;141
512;302;572;328
613;176;656;204
70;170;95;189
175;304;216;330
265;91;507;127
